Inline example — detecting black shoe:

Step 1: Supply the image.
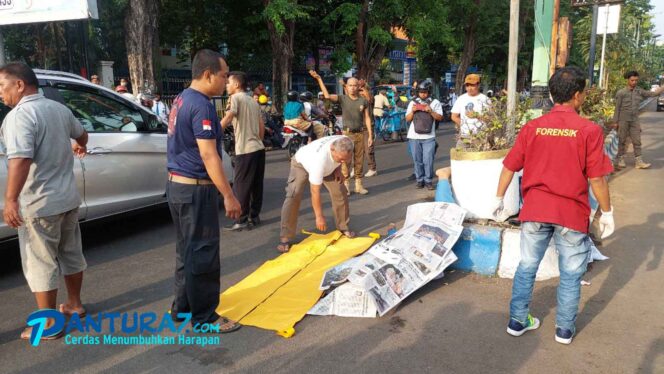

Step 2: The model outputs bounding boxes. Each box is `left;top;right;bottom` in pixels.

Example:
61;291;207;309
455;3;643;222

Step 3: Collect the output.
425;183;435;191
223;222;248;231
168;309;186;323
416;181;424;189
249;216;261;227
406;173;417;181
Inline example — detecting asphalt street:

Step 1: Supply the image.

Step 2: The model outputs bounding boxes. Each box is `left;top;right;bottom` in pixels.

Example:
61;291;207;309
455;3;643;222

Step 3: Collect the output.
0;103;662;373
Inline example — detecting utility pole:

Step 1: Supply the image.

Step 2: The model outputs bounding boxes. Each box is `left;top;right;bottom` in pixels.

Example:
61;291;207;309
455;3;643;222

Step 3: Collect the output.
506;0;520;142
549;0;561;77
598;4;610;88
529;0;555;118
588;4;599;86
0;28;5;66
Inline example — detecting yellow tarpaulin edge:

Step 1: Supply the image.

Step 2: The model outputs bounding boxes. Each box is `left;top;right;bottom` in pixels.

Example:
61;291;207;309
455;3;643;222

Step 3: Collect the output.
216;231;377;337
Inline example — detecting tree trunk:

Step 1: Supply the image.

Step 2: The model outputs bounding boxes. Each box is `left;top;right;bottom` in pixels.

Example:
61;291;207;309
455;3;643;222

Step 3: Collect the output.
355;0;389;82
266;15;295;113
455;0;480;94
125;0;159;95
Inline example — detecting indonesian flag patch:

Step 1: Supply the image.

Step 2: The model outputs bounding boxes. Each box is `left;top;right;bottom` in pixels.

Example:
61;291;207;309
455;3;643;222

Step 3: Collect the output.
202;119;212;131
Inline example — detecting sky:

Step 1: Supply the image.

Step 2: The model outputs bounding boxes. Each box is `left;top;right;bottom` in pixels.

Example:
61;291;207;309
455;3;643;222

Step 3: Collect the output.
653;0;664;39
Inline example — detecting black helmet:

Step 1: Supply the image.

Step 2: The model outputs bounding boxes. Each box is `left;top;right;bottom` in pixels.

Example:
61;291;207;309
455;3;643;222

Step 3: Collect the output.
417;81;432;94
287;91;299;102
299;91;313;102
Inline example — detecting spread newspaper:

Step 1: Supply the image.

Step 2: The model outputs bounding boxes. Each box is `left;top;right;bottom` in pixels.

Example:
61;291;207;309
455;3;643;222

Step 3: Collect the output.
309;202;467;317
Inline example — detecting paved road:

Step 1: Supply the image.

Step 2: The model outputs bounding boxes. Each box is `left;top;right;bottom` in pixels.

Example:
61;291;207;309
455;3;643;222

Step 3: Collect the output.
0;105;662;373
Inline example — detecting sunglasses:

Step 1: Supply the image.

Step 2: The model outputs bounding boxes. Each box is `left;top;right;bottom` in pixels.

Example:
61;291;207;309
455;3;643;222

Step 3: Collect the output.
465;83;478;87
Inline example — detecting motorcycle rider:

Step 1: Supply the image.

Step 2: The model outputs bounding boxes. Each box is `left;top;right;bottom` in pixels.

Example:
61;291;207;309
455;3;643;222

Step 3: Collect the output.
283;91;316;143
300;91;326;138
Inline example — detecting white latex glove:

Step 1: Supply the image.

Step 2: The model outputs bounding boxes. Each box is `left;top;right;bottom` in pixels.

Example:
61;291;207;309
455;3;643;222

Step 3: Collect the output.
598;208;615;239
491;196;510;222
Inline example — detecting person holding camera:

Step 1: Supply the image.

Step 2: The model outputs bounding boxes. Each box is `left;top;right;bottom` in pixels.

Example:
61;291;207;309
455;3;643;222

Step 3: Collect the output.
405;81;443;190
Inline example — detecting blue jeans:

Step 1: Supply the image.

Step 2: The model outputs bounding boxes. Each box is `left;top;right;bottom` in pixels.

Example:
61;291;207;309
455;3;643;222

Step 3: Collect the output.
409;138;436;183
510;222;589;333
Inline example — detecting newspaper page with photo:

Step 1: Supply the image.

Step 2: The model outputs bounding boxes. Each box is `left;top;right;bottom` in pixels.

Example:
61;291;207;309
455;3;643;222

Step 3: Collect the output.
309;283;377;317
309;202;467;318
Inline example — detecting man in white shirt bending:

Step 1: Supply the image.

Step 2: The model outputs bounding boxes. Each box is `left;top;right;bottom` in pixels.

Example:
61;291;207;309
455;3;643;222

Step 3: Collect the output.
277;136;355;253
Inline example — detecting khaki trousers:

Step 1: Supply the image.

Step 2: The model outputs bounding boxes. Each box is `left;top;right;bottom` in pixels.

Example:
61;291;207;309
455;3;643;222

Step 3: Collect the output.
341;130;365;180
280;160;350;240
617;120;642;158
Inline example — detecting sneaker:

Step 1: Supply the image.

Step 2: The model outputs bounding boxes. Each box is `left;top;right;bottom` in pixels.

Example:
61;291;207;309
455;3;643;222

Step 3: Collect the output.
223;222;248;232
416;181;424;189
614;156;626;170
365;169;378;177
635;156;651;169
506;314;540;337
425;183;435;191
555;327;574;345
249;216;261;227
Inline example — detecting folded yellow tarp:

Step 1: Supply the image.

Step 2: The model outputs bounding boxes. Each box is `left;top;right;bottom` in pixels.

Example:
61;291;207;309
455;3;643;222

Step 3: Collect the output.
216;231;376;337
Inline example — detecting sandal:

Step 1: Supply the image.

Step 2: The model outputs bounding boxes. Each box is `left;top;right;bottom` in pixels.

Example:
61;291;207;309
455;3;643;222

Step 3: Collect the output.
20;327;64;341
218;317;242;334
59;303;87;319
342;230;356;238
277;241;291;253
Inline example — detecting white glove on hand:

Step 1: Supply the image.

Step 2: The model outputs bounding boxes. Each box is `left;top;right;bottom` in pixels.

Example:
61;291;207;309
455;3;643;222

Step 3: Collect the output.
491;196;509;222
598;208;615;239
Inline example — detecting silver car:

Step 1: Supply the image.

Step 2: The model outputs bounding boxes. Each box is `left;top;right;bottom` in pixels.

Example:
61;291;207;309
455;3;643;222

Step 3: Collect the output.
0;70;233;241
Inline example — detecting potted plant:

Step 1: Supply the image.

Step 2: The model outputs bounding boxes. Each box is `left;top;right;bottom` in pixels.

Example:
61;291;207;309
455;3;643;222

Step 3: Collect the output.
450;95;533;219
579;87;615;136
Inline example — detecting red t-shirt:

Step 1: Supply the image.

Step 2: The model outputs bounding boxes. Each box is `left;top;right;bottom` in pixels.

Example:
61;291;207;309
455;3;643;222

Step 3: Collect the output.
503;105;613;233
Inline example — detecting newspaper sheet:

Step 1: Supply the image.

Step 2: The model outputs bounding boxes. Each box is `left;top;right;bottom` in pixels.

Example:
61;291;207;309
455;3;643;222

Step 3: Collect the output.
319;257;361;290
404;202;467;228
309;202;468;318
308;283;377;318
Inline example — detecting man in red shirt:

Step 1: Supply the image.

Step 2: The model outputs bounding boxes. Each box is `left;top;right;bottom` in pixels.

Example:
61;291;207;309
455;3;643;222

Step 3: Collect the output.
492;66;615;345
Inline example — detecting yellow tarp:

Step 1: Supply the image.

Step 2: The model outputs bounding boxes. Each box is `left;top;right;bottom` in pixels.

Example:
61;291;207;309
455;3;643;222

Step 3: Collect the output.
216;231;376;337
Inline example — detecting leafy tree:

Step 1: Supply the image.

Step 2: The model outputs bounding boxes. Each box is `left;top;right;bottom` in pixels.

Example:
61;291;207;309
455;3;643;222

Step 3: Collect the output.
263;0;310;112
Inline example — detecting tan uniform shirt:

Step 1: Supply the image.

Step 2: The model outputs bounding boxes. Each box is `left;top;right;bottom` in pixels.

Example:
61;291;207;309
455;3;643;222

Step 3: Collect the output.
373;94;390;117
230;93;265;155
613;87;659;123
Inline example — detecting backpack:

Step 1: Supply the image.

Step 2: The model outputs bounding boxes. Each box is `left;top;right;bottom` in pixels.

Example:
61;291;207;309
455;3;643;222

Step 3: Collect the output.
412;98;435;134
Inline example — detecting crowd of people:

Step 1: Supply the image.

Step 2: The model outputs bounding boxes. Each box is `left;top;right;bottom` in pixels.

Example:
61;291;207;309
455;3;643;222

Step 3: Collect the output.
5;47;658;344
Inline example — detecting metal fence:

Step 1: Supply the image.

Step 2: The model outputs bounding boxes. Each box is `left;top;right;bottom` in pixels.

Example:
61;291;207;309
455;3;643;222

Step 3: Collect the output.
161;94;230;119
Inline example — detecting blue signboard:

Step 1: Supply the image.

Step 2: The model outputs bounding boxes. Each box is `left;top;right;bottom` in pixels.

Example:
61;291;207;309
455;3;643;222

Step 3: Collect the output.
389;50;407;61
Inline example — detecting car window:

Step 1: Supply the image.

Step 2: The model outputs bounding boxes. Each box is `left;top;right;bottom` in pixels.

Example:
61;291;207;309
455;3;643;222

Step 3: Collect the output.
55;86;144;133
0;87;46;126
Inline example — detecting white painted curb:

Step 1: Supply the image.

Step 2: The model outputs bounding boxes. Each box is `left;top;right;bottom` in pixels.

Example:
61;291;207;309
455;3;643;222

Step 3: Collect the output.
497;228;560;281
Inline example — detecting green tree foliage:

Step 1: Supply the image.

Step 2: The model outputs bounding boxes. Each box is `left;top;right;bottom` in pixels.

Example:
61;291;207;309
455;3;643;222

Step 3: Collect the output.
567;0;660;94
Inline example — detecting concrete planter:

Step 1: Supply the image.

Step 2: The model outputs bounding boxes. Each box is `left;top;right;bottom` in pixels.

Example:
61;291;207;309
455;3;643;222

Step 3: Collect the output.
450;148;520;220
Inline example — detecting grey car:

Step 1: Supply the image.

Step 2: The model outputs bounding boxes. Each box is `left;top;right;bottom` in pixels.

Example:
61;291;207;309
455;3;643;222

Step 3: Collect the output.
0;70;233;241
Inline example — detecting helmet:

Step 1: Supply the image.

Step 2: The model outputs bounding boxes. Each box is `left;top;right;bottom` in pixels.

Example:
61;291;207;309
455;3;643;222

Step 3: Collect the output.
299;91;313;102
287;91;299;101
417;81;432;94
258;95;268;104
